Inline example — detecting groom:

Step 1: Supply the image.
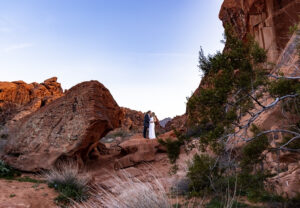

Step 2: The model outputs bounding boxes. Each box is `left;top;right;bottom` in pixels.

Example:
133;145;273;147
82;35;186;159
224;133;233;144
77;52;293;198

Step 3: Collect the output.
143;111;151;138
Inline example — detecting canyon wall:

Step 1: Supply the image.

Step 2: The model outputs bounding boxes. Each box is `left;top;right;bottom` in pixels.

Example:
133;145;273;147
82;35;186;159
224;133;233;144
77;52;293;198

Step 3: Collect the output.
219;0;300;62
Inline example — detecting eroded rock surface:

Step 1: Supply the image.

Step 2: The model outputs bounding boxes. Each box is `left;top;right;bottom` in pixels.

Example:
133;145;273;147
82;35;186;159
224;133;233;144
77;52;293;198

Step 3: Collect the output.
2;81;122;171
0;77;63;127
114;137;160;169
165;114;187;132
120;107;145;131
219;0;300;62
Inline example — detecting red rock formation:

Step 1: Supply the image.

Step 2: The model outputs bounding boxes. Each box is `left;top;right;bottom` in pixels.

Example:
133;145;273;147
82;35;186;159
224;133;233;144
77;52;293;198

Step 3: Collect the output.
114;137;160;169
0;77;63;126
165;114;187;132
111;130;180;169
219;0;300;62
120;107;145;131
183;1;300;198
2;81;123;172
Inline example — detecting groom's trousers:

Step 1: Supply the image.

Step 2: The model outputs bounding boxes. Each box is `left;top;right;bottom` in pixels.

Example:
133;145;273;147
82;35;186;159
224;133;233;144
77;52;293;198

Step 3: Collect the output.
143;126;148;138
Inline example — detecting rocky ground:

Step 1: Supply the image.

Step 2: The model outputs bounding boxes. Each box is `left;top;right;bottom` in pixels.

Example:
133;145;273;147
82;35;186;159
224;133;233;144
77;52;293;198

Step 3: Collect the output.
0;131;195;208
0;178;58;208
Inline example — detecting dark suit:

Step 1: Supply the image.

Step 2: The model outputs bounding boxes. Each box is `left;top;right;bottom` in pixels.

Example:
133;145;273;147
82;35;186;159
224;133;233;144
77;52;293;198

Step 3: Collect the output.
143;113;150;138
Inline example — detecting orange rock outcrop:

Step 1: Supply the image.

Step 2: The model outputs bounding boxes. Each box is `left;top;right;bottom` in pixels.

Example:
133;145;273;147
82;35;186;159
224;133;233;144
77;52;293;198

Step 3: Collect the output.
219;0;300;62
0;77;63;126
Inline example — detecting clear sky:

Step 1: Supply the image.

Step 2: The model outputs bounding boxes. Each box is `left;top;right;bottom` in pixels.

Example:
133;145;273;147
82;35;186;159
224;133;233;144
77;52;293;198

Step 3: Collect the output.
0;0;224;119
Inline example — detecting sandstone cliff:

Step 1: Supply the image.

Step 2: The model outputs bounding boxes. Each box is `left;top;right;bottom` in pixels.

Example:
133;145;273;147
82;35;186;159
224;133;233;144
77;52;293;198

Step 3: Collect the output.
219;0;300;62
184;0;300;200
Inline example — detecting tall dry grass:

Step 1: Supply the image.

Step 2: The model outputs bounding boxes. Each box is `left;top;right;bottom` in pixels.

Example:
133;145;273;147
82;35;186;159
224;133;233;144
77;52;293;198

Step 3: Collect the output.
73;169;171;208
44;161;91;205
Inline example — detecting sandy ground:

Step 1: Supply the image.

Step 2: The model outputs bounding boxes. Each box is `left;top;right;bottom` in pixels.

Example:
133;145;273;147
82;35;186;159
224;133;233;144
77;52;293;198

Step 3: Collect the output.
0;179;58;208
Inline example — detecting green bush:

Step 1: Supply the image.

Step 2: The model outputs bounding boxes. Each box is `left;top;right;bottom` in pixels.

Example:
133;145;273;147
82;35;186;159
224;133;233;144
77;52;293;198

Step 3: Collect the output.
187;25;268;154
269;78;300;97
158;130;187;164
0;160;20;179
158;138;183;164
187;154;219;194
205;197;249;208
50;180;89;206
280;135;300;149
186;153;279;204
240;126;269;171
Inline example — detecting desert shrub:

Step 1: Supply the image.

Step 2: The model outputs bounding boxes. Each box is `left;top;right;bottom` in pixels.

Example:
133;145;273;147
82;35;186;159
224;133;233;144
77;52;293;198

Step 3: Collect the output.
205;197;249;208
187;154;220;195
45;162;90;206
269;78;300;97
240;125;269;171
158;130;187;163
186;153;281;204
187;25;268;154
281;136;300;149
0;160;20;179
73;170;171;208
172;203;182;208
158;138;182;163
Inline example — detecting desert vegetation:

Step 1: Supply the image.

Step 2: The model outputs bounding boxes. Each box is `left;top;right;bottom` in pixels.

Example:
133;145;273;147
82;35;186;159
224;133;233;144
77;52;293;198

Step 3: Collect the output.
0;160;20;179
44;162;91;207
73;170;170;208
182;25;300;207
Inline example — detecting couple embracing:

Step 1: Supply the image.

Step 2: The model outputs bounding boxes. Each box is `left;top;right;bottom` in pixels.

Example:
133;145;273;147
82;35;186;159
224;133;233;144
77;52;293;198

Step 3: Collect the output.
143;111;156;139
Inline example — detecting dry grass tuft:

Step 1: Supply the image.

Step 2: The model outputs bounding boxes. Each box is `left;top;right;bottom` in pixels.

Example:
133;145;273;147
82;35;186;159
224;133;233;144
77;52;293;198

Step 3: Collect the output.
44;161;91;206
73;169;171;208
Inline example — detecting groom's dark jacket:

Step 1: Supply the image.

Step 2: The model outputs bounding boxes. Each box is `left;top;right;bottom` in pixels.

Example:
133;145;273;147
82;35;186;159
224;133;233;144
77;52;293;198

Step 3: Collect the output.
144;114;150;127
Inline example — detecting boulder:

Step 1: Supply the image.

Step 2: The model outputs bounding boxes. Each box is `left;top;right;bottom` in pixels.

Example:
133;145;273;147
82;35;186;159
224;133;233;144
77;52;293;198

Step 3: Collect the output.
114;137;160;169
2;81;123;171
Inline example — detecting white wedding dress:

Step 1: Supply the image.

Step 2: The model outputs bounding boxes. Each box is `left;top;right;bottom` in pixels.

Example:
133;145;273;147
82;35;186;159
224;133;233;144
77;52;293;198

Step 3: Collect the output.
149;117;156;139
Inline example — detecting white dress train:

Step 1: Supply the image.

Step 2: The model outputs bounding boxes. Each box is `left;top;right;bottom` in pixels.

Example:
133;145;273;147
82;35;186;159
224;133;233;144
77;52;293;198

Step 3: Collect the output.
149;117;156;139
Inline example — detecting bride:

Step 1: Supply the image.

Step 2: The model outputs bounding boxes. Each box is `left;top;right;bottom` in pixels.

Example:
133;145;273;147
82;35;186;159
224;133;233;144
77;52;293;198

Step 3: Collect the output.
149;112;156;139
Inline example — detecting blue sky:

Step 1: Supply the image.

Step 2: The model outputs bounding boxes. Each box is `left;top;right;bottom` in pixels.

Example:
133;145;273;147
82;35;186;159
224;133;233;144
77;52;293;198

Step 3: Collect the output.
0;0;224;119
